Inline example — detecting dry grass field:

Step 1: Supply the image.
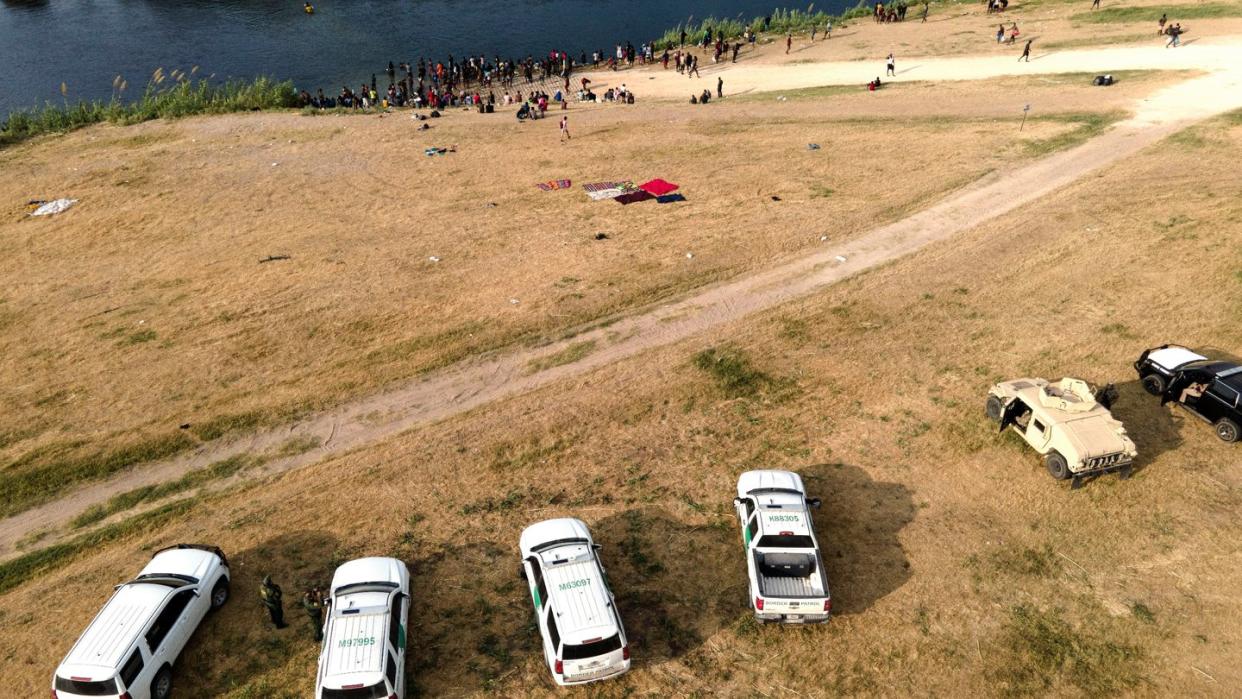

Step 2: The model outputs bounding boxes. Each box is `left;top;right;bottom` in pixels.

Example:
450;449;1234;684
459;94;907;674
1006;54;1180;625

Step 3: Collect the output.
1;100;1238;696
0;67;1182;524
4;2;1242;695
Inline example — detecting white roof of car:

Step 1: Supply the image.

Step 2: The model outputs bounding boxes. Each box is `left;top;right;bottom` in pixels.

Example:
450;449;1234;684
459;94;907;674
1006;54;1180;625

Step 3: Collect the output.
62;583;174;671
520;518;593;556
542;551;617;643
1148;347;1207;371
737;470;806;499
331;557;408;593
322;601;389;684
140;547;219;581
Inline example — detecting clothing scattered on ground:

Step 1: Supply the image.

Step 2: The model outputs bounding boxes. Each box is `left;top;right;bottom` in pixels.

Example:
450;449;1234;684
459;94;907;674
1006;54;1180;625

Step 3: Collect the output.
425;146;455;156
807;143;821;150
638;179;679;196
614;190;656;205
535;179;572;191
29;198;77;216
656;193;686;204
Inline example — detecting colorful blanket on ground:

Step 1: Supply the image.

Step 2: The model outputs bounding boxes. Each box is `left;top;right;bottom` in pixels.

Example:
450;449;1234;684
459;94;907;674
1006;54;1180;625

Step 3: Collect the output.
614;190;656;205
583;180;637;201
536;179;573;191
638;178;679;196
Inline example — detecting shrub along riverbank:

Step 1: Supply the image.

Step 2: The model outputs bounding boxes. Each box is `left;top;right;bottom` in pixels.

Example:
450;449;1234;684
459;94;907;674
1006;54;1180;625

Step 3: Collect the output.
0;75;297;147
653;2;877;49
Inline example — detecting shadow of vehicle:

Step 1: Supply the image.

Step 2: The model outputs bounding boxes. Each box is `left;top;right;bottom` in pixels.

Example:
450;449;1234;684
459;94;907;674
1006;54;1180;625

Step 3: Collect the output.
1102;379;1184;475
800;462;915;616
177;530;342;693
591;507;737;663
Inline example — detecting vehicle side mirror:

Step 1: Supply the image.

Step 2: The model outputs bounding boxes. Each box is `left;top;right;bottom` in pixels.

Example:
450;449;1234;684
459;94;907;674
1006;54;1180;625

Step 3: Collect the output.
808;498;822;509
592;543;603;551
733;497;742;506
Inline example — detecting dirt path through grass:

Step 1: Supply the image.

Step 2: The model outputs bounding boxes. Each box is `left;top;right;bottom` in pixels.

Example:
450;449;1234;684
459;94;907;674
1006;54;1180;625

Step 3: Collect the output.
3;52;1240;560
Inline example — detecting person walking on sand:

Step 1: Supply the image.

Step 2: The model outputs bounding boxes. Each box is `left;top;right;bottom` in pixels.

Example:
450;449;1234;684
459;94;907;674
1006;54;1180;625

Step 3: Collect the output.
786;33;793;53
826;19;833;38
1019;39;1032;61
921;3;929;22
559;114;570;141
996;23;1005;43
1165;23;1183;47
1158;13;1167;34
1091;0;1100;9
717;76;724;98
886;53;895;76
811;24;817;41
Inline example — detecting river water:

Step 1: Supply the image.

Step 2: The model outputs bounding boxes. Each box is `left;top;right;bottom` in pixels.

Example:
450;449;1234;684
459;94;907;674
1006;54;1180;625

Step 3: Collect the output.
0;0;848;118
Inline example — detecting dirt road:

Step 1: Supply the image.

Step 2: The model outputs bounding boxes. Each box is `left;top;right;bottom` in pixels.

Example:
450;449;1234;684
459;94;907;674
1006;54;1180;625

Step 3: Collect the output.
3;43;1240;558
634;38;1241;99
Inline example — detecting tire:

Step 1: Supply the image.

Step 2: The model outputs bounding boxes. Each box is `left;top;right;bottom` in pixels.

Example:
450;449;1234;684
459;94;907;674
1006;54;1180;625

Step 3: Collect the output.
1216;418;1240;443
210;579;230;610
985;395;1004;422
1045;452;1070;480
152;666;173;699
1141;374;1166;396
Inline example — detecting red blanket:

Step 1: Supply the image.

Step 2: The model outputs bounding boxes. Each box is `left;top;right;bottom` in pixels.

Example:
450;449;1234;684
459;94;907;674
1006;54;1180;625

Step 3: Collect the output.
638;178;679;196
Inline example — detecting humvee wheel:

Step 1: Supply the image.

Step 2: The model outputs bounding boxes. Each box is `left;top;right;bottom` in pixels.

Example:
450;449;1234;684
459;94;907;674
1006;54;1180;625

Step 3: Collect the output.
1045;452;1070;480
1141;374;1166;396
1216;418;1240;443
985;395;1004;422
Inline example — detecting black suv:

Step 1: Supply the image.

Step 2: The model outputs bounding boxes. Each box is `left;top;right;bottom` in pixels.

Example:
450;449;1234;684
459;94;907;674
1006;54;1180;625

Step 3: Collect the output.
1134;344;1241;443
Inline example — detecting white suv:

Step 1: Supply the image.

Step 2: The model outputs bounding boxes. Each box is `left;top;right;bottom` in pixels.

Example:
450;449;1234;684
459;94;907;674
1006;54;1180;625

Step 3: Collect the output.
315;557;411;699
52;544;230;699
520;518;631;686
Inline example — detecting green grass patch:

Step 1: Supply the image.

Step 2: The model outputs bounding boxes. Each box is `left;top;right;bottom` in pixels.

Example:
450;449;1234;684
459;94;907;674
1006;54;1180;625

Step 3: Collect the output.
1040;33;1154;50
1021;112;1123;157
0;499;196;595
1;76;297;149
652;3;873;51
995;604;1145;696
271;435;321;458
990;544;1062;578
69;454;257;529
189;410;267;441
0;432;195;519
1072;3;1242;23
693;346;772;399
526;340;598;373
119;329;158;346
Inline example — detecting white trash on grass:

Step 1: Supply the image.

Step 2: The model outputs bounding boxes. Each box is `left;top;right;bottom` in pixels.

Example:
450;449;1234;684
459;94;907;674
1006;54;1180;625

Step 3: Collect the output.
30;199;77;217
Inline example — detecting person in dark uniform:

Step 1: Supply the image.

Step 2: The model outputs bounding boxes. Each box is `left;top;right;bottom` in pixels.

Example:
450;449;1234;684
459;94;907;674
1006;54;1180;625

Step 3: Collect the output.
717;76;723;98
302;587;325;642
260;575;288;629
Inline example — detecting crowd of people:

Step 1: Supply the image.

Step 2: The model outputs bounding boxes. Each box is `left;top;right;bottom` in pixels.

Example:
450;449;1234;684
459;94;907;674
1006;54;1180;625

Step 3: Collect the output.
874;2;917;22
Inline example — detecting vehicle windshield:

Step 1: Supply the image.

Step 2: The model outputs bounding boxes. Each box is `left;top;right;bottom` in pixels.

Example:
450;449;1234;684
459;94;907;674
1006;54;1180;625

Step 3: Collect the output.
54;675;119;695
321;682;390;699
563;633;623;660
532;537;589;553
757;534;815;548
134;573;198;586
334;581;399;595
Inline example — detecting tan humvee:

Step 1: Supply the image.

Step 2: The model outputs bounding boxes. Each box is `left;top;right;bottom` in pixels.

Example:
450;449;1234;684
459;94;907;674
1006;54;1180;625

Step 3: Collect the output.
986;377;1138;482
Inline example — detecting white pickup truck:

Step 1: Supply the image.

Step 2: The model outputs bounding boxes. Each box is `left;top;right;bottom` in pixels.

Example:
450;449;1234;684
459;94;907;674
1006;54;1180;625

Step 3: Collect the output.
734;470;831;624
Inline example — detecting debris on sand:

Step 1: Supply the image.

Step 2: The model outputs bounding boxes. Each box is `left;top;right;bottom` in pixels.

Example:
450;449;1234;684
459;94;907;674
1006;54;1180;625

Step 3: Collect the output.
29;198;78;216
259;255;292;264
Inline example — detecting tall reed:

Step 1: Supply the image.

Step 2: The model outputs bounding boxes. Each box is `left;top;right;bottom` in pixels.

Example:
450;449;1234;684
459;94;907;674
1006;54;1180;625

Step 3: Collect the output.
1;74;297;147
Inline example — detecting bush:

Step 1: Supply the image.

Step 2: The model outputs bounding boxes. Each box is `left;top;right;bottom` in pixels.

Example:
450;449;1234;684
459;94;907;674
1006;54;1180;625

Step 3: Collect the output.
1;75;298;147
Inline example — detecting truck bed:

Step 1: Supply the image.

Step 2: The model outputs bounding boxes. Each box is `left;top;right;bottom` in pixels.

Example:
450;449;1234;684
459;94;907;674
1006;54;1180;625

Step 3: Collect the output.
754;551;827;598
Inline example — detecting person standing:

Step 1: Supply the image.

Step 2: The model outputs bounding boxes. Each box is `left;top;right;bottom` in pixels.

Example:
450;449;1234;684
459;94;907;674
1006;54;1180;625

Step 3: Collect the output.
921;3;929;22
1158;13;1167;33
886;53;895;76
302;588;325;642
1091;0;1100;9
1166;23;1182;47
786;33;793;53
260;576;287;630
681;29;687;47
560;114;570;141
996;23;1005;43
826;19;833;38
811;24;818;41
1019;39;1032;61
717;76;724;98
